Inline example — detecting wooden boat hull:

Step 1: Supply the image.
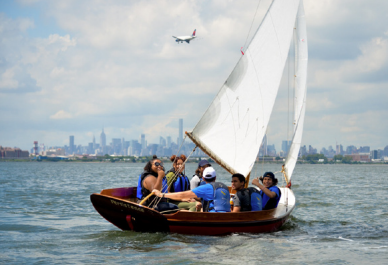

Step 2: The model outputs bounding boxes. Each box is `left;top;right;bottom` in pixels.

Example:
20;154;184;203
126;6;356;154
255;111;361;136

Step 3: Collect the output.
90;187;295;236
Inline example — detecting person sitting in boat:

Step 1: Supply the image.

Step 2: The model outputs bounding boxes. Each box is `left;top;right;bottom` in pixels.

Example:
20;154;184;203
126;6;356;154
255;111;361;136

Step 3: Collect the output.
136;155;178;212
153;167;231;213
165;154;197;212
190;159;211;189
252;172;281;210
231;173;262;212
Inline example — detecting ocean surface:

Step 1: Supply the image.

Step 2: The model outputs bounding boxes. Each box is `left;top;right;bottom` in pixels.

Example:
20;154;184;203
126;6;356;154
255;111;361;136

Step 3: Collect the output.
0;162;387;264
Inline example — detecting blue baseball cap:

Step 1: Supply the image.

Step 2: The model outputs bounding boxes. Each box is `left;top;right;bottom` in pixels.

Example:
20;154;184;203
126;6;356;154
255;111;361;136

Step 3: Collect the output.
198;159;211;167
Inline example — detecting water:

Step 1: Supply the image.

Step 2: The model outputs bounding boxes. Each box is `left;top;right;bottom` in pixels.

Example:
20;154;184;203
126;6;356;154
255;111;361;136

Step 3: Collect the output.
1;162;387;264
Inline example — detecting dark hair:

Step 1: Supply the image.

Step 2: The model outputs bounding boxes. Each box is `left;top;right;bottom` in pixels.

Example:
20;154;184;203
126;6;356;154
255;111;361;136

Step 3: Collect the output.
262;171;278;186
204;177;216;182
232;173;245;184
170;154;186;164
143;155;160;172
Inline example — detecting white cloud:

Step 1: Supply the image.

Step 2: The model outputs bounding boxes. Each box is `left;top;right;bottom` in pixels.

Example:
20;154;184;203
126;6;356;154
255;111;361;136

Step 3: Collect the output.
50;110;73;119
1;0;388;151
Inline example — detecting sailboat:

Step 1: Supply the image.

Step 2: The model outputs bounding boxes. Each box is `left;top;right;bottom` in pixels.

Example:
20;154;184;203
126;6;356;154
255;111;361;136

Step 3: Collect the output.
90;0;308;235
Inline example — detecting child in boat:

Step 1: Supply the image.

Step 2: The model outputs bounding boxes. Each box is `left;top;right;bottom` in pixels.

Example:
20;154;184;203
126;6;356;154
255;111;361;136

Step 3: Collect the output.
231;173;262;212
190;159;211;189
252;172;281;210
153;167;231;213
136;155;178;212
165;154;197;211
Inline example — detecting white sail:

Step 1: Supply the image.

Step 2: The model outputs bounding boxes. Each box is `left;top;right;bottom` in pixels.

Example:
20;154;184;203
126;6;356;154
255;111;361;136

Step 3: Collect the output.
284;0;308;181
188;0;301;177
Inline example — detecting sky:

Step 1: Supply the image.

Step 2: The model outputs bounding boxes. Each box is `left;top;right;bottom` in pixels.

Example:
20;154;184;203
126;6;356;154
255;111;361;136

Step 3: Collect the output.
1;0;387;152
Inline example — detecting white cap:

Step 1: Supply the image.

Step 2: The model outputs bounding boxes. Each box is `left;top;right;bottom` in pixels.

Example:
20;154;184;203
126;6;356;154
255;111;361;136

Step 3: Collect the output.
203;167;216;180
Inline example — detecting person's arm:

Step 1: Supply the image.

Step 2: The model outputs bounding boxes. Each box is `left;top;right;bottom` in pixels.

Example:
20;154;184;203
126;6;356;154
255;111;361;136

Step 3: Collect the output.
232;206;241;212
252;178;277;198
190;175;199;190
232;193;241;212
153;189;197;201
144;168;165;192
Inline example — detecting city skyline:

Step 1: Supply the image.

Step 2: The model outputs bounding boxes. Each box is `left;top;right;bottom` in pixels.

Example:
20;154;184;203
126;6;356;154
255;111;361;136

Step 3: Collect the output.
27;122;388;159
1;1;388;152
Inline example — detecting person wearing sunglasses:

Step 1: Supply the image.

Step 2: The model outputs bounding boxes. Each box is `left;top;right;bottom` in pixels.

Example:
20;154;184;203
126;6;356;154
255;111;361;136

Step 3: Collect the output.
136;155;178;212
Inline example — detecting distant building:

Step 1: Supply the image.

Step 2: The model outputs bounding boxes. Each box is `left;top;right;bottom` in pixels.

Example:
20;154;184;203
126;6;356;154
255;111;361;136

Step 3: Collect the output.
45;148;65;156
159;136;166;147
69;135;75;154
33;141;38;155
100;128;106;153
281;140;291;156
140;134;146;150
345;153;370;162
308;145;317;155
0;146;29;158
336;144;343;155
345;145;357;154
359;146;370;153
267;144;276;157
92;135;96;150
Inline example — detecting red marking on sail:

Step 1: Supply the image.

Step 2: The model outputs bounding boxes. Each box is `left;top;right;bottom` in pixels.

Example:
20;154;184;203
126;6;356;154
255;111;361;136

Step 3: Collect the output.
241;47;244;55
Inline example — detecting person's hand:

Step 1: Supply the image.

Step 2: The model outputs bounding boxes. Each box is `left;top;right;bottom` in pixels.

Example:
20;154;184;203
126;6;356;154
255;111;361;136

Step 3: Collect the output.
157;168;165;177
195;201;202;211
152;189;162;197
252;177;261;187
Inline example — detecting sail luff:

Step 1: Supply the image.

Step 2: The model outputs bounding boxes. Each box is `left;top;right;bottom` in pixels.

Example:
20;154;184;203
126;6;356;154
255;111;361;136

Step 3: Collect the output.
284;0;308;181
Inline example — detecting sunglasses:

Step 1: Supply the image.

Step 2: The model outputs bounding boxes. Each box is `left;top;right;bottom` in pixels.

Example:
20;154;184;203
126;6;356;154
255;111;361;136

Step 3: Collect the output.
154;162;164;167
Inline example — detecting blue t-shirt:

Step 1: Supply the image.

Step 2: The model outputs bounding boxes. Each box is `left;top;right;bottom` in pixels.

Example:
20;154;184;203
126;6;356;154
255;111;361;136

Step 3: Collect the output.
260;186;280;209
192;183;216;212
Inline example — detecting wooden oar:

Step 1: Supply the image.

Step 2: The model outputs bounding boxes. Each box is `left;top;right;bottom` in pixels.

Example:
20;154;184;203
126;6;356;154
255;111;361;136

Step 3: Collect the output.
139;192;154;206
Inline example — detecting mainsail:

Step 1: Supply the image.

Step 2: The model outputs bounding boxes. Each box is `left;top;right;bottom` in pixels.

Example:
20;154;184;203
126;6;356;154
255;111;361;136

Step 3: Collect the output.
187;0;302;177
284;0;308;181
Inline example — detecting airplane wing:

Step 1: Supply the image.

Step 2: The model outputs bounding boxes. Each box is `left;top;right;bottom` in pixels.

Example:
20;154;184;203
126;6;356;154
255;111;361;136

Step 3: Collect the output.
172;36;178;39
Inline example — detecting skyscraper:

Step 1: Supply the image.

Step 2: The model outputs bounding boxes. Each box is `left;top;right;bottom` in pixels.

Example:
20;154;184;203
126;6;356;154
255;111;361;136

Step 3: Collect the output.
92;135;96;150
140;134;146;149
167;136;172;148
69;135;75;154
281;140;291;156
178;118;183;144
100;128;106;153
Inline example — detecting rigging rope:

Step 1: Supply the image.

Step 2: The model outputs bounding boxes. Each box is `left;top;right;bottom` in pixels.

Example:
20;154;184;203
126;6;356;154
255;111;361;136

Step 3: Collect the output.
148;143;197;208
243;0;263;51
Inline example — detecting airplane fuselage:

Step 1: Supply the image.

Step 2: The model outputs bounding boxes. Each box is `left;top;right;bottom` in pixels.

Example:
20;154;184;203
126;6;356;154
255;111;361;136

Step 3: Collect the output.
172;29;196;44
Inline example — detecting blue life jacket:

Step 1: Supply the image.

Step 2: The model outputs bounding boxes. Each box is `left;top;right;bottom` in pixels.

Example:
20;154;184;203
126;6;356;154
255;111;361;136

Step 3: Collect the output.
136;171;168;200
202;182;231;212
248;187;262;211
261;186;281;210
236;187;262;212
167;171;190;192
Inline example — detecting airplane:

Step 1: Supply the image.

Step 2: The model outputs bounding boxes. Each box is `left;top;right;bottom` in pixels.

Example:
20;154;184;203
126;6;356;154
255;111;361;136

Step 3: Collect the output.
172;29;196;44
